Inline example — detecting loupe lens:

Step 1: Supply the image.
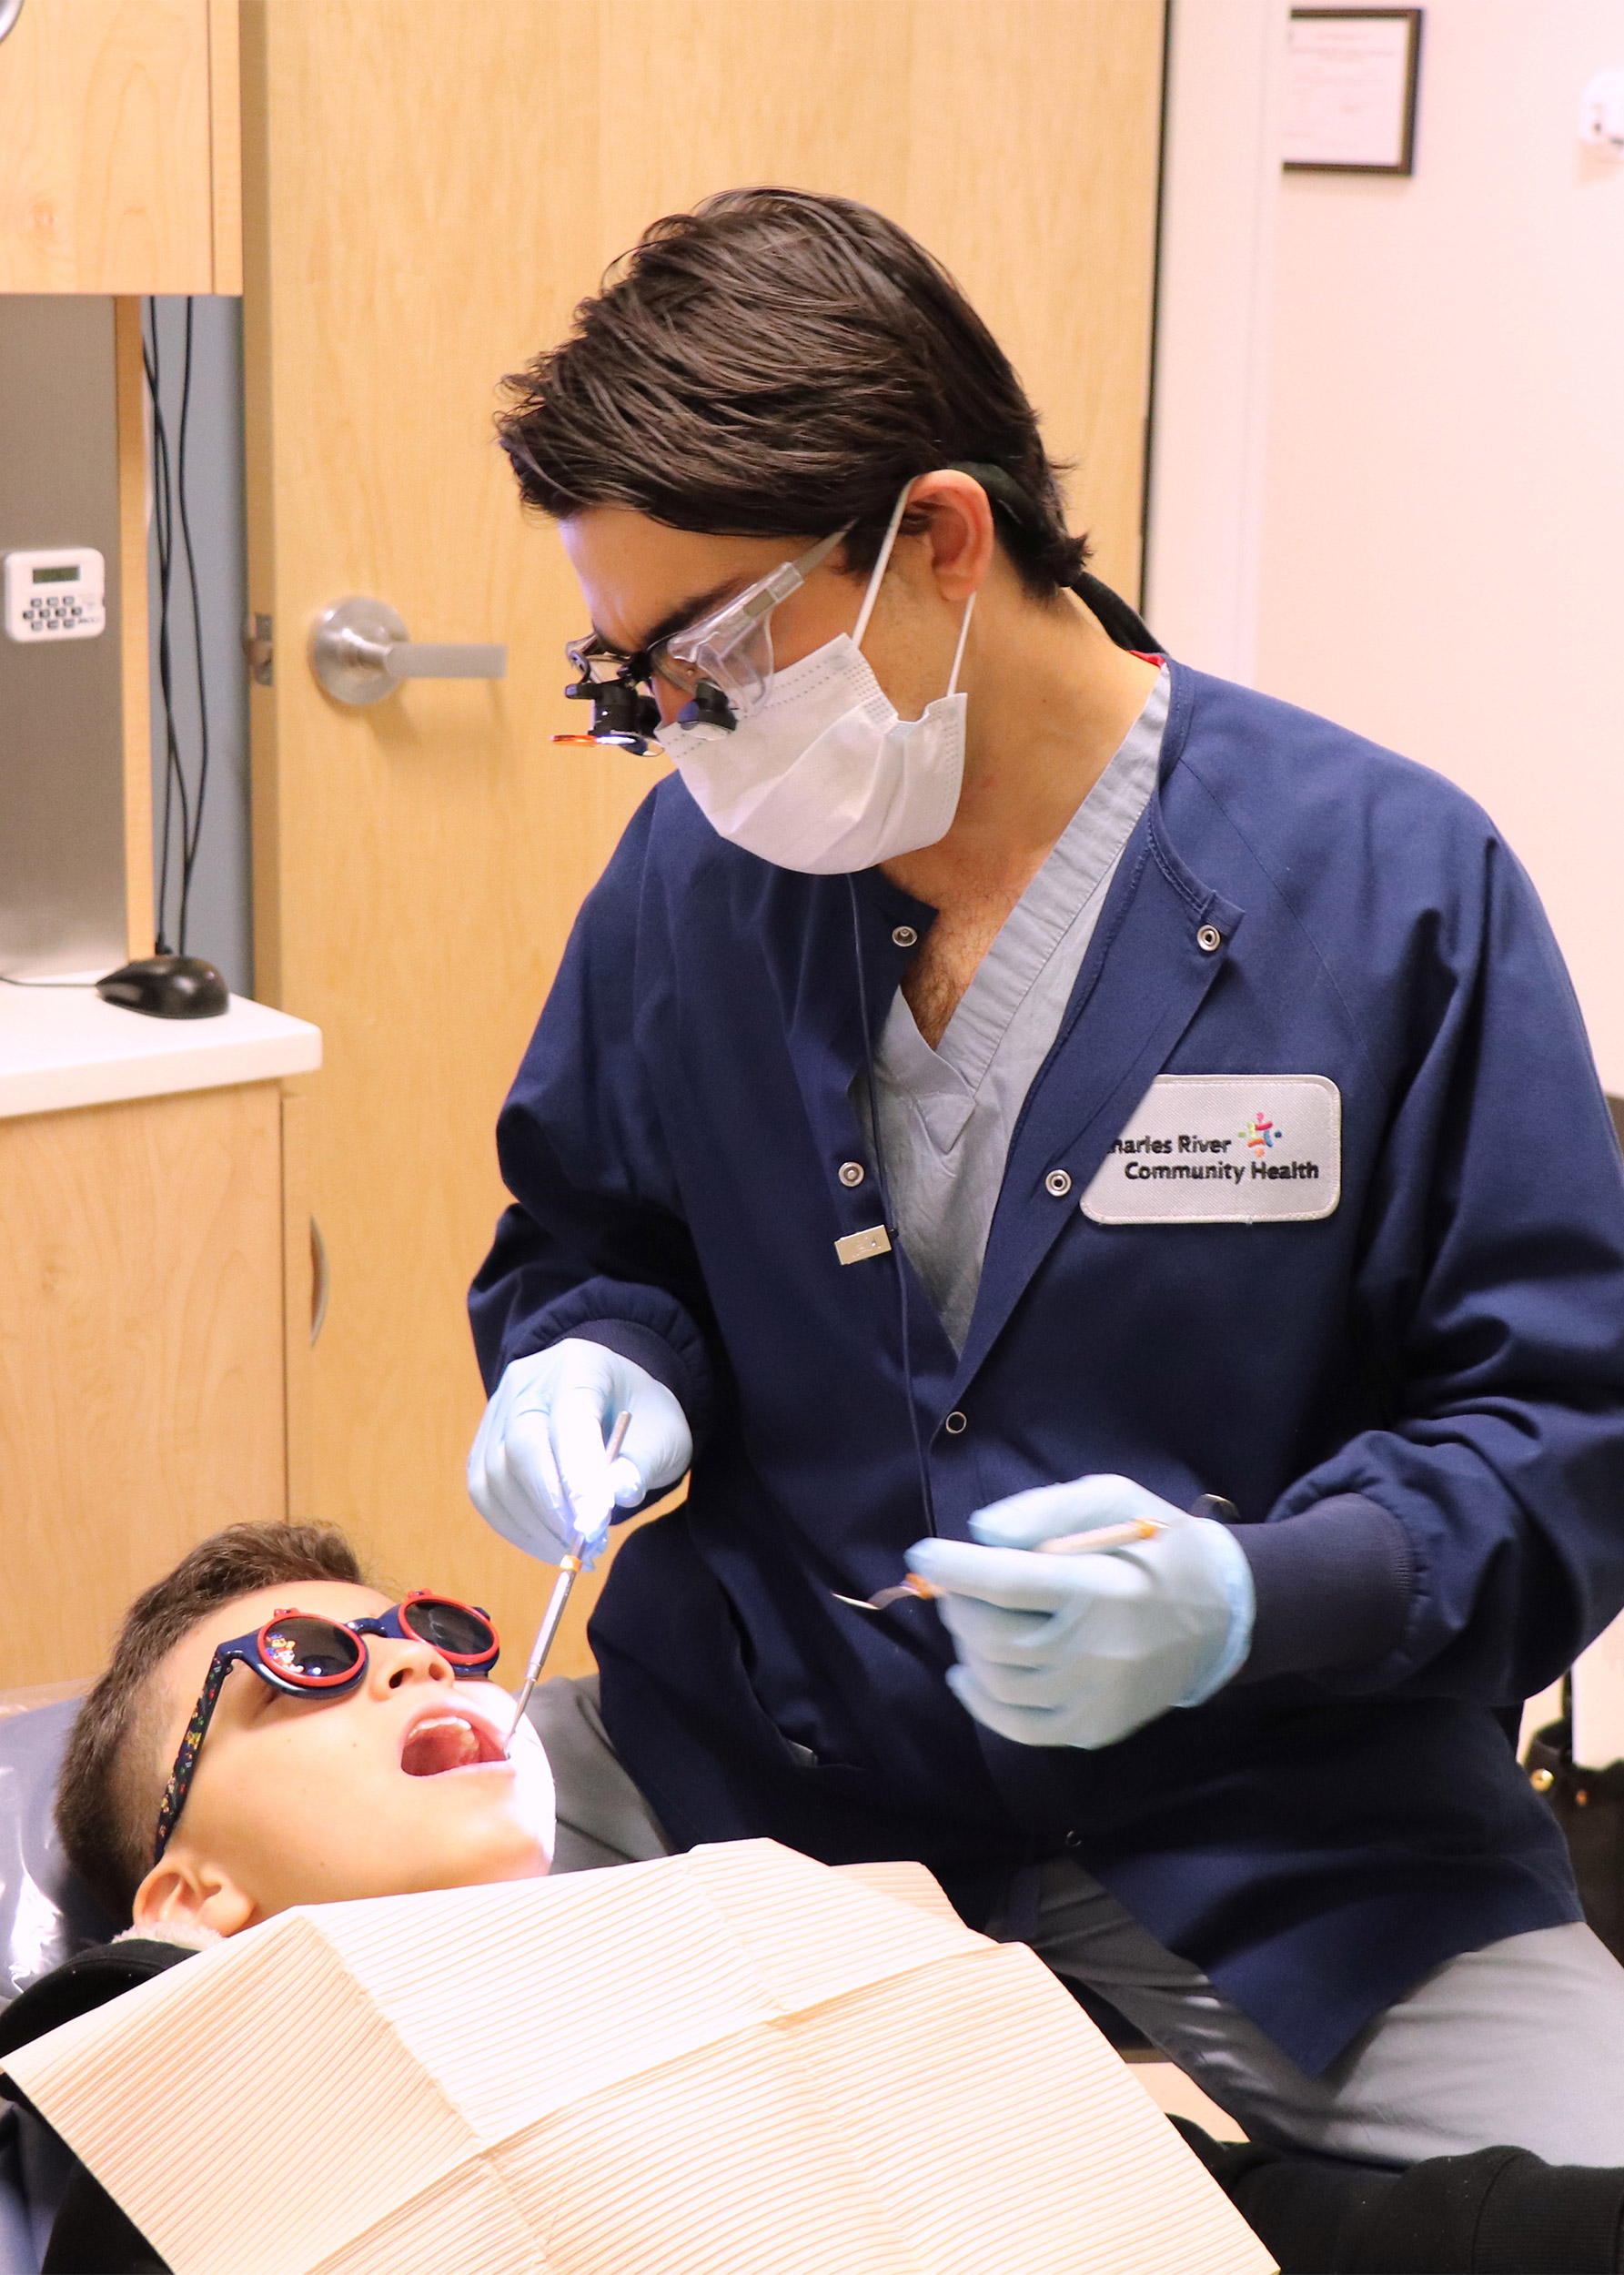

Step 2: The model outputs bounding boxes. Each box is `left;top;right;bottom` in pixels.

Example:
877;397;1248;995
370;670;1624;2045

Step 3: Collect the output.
401;1597;496;1662
259;1616;364;1684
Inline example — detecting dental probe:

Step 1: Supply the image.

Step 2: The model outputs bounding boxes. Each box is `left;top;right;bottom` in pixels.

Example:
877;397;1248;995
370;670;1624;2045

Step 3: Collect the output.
832;1495;1237;1614
505;1409;632;1753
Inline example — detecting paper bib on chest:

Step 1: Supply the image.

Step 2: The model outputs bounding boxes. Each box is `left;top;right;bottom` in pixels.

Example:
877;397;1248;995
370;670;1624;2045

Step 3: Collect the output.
1081;1074;1341;1225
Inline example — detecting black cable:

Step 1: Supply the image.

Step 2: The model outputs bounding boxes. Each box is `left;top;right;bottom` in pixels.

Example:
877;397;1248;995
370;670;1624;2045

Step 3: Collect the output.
141;298;209;959
174;298;210;954
847;877;939;1542
143;302;184;954
143;300;172;948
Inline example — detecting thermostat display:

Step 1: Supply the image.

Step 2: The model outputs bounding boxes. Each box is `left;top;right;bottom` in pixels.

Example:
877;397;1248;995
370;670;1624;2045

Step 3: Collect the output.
3;548;106;642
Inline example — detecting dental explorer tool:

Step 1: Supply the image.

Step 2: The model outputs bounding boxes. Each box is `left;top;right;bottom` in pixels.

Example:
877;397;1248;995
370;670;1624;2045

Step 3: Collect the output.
505;1409;631;1752
832;1495;1237;1613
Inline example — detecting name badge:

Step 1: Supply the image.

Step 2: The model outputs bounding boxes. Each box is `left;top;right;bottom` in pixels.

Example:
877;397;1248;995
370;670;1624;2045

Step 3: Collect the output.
1080;1075;1341;1225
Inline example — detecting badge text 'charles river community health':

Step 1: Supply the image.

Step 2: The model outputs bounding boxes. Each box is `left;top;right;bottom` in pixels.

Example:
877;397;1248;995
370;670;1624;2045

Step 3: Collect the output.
1080;1076;1342;1225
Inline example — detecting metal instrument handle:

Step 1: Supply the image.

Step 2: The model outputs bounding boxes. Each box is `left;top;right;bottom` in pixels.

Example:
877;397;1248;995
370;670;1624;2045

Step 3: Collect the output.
504;1411;632;1754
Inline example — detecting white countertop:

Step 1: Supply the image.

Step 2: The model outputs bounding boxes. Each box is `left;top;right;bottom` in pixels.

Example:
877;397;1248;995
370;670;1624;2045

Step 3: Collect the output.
0;977;321;1119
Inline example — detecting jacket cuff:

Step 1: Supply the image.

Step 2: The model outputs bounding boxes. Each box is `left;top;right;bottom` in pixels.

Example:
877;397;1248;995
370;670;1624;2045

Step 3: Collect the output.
1235;1494;1412;1683
563;1320;700;1427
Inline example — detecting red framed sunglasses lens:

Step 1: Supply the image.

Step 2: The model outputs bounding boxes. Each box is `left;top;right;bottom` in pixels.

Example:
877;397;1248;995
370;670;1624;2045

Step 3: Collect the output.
257;1613;366;1686
398;1594;497;1664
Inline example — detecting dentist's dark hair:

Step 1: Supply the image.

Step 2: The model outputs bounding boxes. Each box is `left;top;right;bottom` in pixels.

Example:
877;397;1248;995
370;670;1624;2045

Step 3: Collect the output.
497;187;1088;599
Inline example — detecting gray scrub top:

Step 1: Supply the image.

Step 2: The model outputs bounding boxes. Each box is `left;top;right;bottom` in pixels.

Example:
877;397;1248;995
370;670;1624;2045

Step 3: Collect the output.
860;665;1168;1350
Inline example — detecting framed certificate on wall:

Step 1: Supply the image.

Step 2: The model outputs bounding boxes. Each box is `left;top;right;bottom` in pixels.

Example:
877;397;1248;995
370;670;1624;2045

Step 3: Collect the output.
1284;9;1424;176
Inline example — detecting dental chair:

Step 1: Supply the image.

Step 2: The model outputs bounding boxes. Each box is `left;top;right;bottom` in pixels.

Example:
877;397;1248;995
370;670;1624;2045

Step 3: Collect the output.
0;1690;115;2273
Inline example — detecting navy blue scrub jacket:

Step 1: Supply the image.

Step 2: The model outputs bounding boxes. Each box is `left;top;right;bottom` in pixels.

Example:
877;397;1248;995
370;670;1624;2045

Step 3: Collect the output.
471;658;1624;2075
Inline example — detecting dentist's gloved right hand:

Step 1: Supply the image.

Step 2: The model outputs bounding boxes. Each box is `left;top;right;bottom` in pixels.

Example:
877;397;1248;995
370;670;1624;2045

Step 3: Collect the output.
467;1339;691;1568
905;1474;1254;1751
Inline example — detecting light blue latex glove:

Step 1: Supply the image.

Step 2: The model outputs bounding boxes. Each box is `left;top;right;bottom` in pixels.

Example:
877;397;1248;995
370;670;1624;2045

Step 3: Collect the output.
906;1474;1255;1751
466;1340;691;1568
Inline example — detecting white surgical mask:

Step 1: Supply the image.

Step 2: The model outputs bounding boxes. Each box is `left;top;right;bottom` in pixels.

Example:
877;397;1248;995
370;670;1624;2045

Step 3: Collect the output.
655;483;976;874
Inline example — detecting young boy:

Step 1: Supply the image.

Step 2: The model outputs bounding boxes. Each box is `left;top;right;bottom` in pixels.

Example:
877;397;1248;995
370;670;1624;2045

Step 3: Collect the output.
12;1522;1624;2275
56;1521;555;1939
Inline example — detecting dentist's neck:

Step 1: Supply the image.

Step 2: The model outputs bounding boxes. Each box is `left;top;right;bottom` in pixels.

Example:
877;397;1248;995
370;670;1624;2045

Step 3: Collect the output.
879;570;1159;915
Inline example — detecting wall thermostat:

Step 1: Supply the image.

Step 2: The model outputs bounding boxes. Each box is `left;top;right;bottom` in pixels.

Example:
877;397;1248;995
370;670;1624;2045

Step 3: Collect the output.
2;548;107;642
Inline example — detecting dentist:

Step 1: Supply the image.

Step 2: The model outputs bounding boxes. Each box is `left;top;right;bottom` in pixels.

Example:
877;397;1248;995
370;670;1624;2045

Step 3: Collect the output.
467;188;1624;2164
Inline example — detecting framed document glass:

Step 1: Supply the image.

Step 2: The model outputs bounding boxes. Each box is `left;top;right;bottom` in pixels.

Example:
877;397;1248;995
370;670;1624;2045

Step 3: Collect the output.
1285;8;1423;176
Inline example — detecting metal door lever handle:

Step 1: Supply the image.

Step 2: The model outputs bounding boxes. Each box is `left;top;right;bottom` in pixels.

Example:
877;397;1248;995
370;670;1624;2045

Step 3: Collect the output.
341;634;506;679
310;595;507;705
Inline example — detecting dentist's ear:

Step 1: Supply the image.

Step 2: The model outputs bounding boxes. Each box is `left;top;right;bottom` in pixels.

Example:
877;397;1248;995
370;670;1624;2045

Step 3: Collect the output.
132;1847;258;1939
903;469;997;601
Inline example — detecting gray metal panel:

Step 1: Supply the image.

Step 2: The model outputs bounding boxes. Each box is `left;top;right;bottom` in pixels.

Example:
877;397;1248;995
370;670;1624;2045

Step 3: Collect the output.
0;297;127;978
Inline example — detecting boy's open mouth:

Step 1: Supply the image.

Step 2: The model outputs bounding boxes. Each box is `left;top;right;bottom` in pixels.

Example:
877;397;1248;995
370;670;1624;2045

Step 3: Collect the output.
399;1704;505;1777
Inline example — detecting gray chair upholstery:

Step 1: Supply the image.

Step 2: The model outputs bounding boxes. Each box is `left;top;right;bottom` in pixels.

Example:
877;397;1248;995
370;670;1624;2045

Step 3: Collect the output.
0;1700;115;2002
0;1700;116;2273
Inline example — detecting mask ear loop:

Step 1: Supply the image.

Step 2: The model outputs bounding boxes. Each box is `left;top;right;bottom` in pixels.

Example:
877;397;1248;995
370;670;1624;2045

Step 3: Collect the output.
852;480;979;701
945;590;976;698
852;482;915;650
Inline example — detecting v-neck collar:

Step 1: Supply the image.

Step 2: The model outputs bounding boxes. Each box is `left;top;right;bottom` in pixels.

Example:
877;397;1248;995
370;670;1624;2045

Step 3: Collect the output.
873;666;1169;1145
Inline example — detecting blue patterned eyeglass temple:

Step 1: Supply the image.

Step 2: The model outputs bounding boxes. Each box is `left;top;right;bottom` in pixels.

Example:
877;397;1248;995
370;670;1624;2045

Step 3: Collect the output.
152;1593;499;1866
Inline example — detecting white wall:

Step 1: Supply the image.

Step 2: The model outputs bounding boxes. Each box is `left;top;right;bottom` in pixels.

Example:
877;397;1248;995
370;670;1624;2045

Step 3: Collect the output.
1144;0;1288;683
1253;1;1624;1088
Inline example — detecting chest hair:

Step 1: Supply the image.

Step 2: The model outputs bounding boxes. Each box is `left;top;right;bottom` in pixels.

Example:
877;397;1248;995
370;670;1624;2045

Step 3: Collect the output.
901;893;1024;1049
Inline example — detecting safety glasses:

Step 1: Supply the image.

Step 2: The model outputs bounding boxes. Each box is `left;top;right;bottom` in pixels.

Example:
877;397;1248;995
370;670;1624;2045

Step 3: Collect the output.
656;524;850;719
557;524;850;750
153;1592;500;1866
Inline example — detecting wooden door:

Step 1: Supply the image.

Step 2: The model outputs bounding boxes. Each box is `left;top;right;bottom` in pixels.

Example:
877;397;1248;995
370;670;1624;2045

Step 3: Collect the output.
0;0;238;292
241;0;1165;1671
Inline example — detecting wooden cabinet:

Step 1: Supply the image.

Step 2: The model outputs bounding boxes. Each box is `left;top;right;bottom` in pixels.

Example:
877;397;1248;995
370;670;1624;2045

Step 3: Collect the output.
0;1077;308;1684
0;0;239;292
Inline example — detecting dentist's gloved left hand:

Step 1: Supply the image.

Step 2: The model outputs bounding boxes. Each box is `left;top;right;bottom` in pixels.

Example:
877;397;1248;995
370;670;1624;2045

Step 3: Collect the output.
906;1474;1255;1751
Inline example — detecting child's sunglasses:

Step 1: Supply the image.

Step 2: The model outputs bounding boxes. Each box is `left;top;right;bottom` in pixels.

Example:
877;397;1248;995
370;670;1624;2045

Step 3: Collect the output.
153;1593;500;1866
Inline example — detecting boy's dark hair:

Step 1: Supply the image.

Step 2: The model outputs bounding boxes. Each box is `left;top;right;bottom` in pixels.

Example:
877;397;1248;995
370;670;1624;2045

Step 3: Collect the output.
497;187;1088;599
57;1522;367;1921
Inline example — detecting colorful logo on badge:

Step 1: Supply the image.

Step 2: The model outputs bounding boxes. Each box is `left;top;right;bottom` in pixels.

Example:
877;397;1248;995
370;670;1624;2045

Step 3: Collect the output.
1240;1113;1281;1158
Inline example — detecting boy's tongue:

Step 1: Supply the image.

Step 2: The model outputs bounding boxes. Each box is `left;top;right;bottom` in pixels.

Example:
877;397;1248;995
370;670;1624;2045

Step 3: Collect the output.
401;1714;483;1777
